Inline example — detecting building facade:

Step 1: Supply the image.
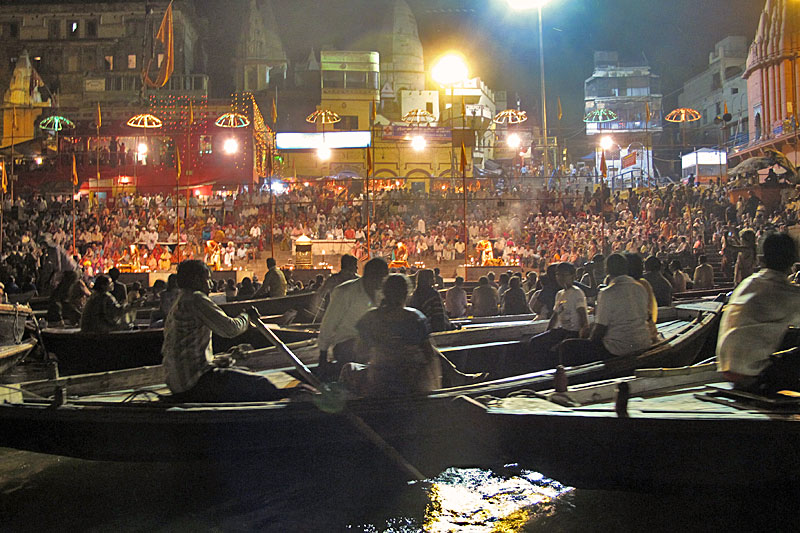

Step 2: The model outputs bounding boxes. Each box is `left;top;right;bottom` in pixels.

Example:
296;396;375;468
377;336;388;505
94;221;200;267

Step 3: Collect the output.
732;0;800;167
678;36;749;149
584;51;663;186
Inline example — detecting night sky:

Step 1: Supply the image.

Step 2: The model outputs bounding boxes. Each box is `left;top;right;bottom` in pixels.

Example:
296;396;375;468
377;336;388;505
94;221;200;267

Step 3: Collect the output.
204;0;764;148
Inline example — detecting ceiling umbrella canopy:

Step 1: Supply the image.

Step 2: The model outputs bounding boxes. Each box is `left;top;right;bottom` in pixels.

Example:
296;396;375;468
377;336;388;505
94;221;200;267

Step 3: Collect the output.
402;109;438;124
665;108;702;123
583;109;618;123
214;112;250;128
126;113;163;129
38;115;75;132
305;109;341;125
493;109;528;125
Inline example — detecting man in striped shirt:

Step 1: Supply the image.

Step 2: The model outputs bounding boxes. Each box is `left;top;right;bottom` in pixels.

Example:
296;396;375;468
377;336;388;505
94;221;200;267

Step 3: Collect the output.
161;260;291;402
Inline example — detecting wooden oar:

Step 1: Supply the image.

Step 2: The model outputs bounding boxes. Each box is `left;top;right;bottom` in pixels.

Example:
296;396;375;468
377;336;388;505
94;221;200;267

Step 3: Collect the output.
248;310;426;481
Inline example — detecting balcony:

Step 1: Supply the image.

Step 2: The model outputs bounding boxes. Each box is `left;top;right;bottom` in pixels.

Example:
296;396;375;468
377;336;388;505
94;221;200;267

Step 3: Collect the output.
84;73;209;98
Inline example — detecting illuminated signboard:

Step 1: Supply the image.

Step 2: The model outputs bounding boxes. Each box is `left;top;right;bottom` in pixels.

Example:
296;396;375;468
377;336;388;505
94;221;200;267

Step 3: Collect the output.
682;149;726;169
276;131;372;150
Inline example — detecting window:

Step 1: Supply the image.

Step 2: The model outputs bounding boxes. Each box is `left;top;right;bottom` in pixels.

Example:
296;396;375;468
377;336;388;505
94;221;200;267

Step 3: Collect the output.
104;55;114;71
48;20;60;39
245;66;257;91
368;72;379;90
322;70;345;89
68;20;79;38
426;102;434;114
127;54;136;69
334;115;359;130
711;73;721;90
345;71;367;89
7;21;19;38
86;20;98;38
731;87;739;95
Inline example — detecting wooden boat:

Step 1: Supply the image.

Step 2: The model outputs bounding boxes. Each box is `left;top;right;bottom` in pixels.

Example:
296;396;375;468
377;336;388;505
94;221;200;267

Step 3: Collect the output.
471;361;800;490
0;301;721;464
0;303;37;375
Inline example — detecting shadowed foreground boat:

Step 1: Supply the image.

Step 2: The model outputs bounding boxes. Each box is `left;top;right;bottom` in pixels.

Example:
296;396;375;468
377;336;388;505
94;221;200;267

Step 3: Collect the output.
474;362;800;490
0;302;721;468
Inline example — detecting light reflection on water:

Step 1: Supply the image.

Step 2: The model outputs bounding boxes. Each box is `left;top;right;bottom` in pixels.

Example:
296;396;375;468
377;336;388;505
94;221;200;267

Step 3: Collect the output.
348;466;573;533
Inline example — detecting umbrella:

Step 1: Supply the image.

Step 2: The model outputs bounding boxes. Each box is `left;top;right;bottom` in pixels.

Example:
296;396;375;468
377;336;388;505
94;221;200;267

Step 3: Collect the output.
215;112;250;128
493;109;528;125
305;110;341;125
39;115;75;132
665;108;702;123
583;109;618;123
126;114;163;129
402;109;437;124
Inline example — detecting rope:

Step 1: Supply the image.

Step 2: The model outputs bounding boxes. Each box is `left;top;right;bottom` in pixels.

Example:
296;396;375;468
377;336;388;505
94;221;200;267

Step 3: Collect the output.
0;383;50;401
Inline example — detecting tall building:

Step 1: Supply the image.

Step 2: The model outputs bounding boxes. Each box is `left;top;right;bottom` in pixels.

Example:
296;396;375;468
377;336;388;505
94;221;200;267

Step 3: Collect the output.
732;0;800;167
679;36;749;149
584;51;663;185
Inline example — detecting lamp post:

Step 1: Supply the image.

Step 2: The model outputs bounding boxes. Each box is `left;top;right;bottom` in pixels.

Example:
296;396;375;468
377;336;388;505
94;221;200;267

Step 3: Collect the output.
599;136;621;191
432;54;469;266
507;0;554;182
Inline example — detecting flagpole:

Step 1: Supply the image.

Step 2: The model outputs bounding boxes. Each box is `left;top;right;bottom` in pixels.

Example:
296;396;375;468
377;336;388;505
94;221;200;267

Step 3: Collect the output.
462;144;468;267
365;102;373;260
72;180;76;253
10;109;14;200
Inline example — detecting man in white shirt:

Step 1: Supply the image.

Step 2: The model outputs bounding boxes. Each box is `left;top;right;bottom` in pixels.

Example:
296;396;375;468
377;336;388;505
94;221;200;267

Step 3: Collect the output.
717;233;800;389
559;254;652;366
528;262;589;368
445;276;468;318
318;258;388;377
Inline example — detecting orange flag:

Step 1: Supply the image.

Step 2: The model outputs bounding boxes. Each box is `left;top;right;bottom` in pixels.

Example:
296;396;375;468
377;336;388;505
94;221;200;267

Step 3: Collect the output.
96;101;102;129
72;153;78;186
176;148;181;183
557;97;563;121
460;142;467;174
271;97;278;124
600;151;608;178
144;1;174;88
189;99;194;124
724;101;729;115
1;162;7;194
366;148;373;176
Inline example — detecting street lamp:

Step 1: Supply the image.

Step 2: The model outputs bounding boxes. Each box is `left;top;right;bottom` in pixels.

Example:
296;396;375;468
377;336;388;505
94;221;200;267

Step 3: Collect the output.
411;135;427;152
223;138;239;155
507;0;555;180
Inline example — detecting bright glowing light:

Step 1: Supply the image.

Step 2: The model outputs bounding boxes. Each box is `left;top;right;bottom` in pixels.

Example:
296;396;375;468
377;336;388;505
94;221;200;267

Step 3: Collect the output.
223;138;239;155
34;156;43;165
317;146;332;161
411;135;427;151
507;0;553;10
507;133;522;149
432;53;469;86
137;143;148;155
599;136;615;151
270;181;286;194
303;182;310;187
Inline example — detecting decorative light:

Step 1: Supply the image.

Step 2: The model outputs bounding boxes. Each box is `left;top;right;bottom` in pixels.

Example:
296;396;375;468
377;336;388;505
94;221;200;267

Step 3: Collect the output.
305;109;341;125
507;133;522;149
583;109;618;123
137;143;148;155
126;113;163;129
39;115;75;131
432;53;469;86
411;135;427;151
494;109;528;125
34;156;43;165
223;138;239;155
215;112;250;128
665;108;702;123
402;109;437;125
317;146;332;160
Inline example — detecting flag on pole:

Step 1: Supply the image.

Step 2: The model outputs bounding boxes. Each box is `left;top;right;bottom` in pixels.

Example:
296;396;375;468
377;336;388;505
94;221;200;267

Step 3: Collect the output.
72;154;78;187
645;101;651;122
189;99;194;124
1;162;7;194
271;97;278;124
600;151;608;178
96;102;102;129
461;96;466;117
460;142;467;174
143;0;174;88
176;148;181;182
11;107;17;131
371;101;377;123
366;148;373;176
724;101;729;115
557;97;563;121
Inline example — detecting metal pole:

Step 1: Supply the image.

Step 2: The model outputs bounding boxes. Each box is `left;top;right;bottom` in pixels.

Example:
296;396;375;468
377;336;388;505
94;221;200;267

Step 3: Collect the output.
538;6;549;184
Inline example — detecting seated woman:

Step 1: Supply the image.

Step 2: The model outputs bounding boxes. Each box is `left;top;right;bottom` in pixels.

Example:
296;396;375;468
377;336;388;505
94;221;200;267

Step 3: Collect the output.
341;274;442;397
48;271;89;326
80;275;131;333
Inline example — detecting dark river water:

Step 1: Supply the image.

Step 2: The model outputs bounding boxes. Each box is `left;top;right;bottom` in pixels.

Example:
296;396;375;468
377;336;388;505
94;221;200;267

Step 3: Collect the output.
2;447;798;532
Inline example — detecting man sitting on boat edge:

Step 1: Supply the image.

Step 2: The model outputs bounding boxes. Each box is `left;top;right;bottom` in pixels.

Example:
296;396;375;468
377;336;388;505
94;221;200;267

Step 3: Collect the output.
79;275;132;334
162;260;296;403
557;253;653;366
717;233;800;391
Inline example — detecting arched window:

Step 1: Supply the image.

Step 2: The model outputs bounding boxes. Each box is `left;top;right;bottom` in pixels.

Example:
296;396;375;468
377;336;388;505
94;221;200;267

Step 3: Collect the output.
754;112;762;140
